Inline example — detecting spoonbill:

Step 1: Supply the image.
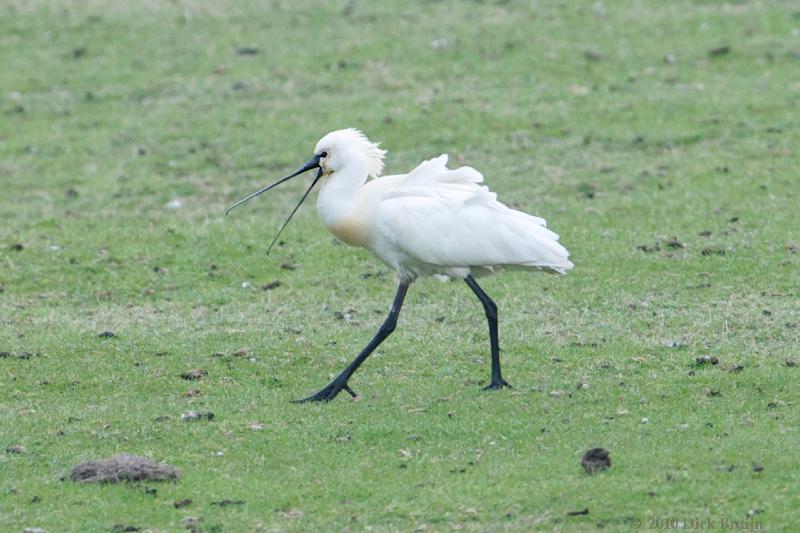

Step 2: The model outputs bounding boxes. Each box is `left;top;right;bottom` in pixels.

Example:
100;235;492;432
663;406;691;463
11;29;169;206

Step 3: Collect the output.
227;128;573;402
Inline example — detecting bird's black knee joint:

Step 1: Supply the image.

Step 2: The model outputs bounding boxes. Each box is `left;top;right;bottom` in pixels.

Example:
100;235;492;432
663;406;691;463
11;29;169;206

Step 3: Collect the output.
483;299;498;321
378;317;398;337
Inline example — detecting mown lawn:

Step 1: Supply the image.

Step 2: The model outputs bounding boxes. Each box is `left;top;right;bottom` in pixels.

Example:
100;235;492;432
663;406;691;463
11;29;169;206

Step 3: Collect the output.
1;1;798;531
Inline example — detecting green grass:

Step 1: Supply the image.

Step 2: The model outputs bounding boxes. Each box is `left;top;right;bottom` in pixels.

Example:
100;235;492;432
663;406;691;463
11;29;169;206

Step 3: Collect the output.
2;0;799;530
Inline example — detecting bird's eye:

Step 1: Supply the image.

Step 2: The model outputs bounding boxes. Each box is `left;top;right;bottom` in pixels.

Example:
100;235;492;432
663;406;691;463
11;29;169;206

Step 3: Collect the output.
319;151;328;158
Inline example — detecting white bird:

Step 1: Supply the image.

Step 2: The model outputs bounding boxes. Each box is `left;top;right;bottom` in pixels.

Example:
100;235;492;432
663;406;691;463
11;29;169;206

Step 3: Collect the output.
227;128;573;402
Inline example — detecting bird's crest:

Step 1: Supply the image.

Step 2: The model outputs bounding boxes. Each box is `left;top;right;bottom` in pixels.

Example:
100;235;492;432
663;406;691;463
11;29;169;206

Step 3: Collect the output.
316;128;386;178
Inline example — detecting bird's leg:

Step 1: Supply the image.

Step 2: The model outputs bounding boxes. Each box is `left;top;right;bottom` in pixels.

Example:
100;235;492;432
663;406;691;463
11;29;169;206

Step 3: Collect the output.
464;275;511;390
293;282;410;403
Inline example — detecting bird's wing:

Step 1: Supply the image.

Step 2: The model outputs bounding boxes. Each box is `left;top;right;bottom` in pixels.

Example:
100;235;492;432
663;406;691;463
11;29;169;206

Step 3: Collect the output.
384;154;546;226
376;162;571;272
402;154;483;186
383;154;547;221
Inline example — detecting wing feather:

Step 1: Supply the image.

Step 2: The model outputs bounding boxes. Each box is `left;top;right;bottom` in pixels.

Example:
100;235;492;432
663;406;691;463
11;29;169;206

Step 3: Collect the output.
376;159;572;273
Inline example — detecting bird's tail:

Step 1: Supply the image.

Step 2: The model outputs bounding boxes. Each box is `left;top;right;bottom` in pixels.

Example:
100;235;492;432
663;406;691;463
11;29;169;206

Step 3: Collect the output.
505;210;574;274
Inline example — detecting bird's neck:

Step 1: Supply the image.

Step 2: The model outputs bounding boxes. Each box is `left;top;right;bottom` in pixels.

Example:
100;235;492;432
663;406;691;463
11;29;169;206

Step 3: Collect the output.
316;161;369;227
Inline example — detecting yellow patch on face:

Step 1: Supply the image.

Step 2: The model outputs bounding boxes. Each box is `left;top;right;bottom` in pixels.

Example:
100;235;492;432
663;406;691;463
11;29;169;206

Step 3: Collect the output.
320;159;333;176
329;216;370;248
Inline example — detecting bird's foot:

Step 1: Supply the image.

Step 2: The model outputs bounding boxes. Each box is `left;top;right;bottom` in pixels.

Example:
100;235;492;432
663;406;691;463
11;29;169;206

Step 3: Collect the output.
483;378;511;391
292;379;357;403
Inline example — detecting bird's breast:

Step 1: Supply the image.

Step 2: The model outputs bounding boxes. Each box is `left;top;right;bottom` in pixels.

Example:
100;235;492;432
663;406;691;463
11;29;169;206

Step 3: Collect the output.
328;216;371;248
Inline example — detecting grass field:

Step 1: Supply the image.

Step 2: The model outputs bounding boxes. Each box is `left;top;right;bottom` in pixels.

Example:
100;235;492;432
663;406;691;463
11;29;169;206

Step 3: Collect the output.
2;0;799;531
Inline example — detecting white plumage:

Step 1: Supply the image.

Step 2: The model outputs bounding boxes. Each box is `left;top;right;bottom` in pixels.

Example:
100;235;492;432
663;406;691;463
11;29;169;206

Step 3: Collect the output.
228;128;573;402
314;129;573;281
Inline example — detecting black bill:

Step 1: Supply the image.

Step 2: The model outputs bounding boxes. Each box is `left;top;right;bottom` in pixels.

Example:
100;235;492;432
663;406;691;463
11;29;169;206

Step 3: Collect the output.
225;154;324;255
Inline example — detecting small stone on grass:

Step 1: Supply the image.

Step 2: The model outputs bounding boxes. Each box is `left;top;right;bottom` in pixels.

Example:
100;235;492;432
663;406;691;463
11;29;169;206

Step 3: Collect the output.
181;410;214;422
696;355;719;365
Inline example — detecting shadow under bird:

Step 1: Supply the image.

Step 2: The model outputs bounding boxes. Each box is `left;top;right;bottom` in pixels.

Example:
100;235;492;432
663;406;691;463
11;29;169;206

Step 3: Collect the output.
226;128;573;402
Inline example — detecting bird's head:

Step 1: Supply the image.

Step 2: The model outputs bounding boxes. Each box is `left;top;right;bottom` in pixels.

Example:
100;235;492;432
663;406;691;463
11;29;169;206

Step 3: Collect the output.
225;128;385;254
314;128;386;179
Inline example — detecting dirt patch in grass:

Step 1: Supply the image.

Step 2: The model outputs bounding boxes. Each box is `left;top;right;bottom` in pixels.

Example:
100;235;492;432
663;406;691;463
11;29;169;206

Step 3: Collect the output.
180;369;207;380
211;499;245;507
581;448;611;474
67;455;180;483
